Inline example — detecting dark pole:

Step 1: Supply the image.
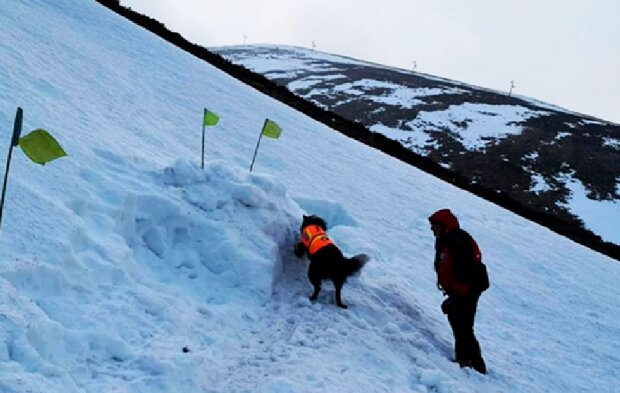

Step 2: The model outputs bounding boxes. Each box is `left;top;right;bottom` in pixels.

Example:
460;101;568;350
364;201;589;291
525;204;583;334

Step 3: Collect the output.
201;108;206;169
249;119;267;172
0;107;23;228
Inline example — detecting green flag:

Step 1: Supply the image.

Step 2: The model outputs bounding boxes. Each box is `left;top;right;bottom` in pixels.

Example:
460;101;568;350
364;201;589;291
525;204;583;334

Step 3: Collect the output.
18;129;67;165
261;119;281;139
203;109;219;126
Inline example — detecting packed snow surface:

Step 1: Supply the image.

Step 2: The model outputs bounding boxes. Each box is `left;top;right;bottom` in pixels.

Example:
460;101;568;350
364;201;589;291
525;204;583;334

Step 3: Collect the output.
0;1;618;393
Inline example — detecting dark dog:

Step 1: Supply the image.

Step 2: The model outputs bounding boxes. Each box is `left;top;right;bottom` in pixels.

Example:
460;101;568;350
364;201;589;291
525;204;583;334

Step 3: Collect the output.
294;215;369;309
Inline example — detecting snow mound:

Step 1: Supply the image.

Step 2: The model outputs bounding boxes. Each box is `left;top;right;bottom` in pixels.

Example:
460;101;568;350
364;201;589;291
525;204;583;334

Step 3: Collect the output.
0;159;302;392
120;159;301;303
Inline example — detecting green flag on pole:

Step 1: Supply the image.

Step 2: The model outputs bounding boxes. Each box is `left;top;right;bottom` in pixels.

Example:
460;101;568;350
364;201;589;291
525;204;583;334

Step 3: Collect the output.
18;129;67;165
0;108;68;229
249;119;282;172
201;108;220;169
261;119;281;139
203;109;219;126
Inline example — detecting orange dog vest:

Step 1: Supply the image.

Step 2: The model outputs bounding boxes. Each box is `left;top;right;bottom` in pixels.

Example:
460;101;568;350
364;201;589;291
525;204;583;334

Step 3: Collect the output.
300;225;334;255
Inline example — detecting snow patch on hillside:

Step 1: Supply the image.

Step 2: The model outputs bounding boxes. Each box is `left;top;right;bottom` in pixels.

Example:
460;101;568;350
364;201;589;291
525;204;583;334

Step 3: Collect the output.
287;75;347;91
409;104;548;151
557;173;620;244
219;44;369;70
603;137;620;150
529;173;552;194
371;123;437;154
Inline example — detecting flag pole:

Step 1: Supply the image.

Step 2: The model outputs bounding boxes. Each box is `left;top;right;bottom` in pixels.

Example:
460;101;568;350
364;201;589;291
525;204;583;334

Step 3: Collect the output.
0;107;23;229
201;108;206;169
249;119;267;173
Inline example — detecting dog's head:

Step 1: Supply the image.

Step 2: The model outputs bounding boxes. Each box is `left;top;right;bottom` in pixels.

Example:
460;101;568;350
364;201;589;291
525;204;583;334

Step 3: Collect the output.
300;214;328;232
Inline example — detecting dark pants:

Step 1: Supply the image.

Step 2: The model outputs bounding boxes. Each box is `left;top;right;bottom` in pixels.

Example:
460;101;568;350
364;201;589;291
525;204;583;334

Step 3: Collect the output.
446;293;486;374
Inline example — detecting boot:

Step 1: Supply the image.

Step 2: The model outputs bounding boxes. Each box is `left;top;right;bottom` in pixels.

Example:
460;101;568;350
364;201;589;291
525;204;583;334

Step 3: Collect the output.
458;357;487;375
471;356;487;375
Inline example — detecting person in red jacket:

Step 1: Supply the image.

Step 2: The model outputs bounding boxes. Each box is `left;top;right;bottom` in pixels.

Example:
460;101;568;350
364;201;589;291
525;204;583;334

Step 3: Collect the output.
429;209;488;374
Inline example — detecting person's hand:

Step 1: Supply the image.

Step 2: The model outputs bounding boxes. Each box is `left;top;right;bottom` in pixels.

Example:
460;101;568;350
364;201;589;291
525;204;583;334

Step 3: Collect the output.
441;297;455;314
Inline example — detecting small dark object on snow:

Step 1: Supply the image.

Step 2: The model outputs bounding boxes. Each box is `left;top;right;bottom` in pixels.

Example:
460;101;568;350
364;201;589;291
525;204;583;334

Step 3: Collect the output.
182;346;190;353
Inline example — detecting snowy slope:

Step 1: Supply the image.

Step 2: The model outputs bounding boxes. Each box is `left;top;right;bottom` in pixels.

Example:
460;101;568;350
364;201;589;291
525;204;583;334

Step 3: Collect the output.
0;1;619;392
216;45;620;247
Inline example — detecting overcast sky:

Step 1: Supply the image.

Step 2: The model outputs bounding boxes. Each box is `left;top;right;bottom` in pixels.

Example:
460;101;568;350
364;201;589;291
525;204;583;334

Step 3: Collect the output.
121;0;619;124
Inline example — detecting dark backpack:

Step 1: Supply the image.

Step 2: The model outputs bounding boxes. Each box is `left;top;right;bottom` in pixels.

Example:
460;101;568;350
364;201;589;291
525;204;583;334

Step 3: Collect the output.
469;237;490;293
449;230;490;293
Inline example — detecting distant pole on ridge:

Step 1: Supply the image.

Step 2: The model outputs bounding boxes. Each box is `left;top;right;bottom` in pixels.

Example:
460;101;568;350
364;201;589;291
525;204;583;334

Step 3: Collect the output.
508;80;515;96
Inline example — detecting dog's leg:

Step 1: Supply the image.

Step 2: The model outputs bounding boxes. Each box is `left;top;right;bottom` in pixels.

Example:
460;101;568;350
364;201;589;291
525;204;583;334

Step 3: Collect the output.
309;282;321;301
334;280;348;309
308;267;322;301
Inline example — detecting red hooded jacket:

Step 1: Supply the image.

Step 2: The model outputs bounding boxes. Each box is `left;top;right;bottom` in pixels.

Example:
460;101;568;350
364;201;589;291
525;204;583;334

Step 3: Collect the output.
429;209;482;297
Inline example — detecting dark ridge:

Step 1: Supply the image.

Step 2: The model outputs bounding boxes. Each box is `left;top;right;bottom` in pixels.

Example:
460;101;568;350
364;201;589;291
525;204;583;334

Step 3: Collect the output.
95;0;620;262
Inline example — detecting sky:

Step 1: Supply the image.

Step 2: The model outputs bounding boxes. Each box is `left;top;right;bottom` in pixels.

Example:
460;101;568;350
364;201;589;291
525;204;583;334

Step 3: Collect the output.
1;1;620;392
121;0;620;124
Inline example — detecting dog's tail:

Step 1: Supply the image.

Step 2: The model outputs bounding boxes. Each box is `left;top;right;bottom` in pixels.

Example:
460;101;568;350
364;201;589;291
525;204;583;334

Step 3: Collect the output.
344;253;370;278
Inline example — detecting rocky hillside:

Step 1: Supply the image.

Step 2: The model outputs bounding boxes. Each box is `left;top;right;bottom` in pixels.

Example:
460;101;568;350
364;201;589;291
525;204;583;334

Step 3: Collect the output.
216;45;620;246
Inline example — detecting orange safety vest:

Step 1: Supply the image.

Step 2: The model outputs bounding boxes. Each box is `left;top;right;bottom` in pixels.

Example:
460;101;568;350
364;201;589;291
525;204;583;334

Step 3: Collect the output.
300;225;334;255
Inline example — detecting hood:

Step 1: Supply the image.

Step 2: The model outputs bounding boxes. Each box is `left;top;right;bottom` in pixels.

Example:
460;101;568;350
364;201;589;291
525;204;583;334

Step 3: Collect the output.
428;209;460;233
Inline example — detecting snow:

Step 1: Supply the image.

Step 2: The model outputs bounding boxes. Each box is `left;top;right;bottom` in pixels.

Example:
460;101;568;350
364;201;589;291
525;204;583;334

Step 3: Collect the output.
580;119;606;126
221;47;469;111
603;137;620;150
529;173;552;194
370;123;437;155
524;151;539;160
286;75;347;91
555;131;572;140
285;78;322;91
264;70;307;80
557;173;620;244
0;1;619;393
408;103;549;151
329;80;466;109
218;44;370;70
220;45;365;83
